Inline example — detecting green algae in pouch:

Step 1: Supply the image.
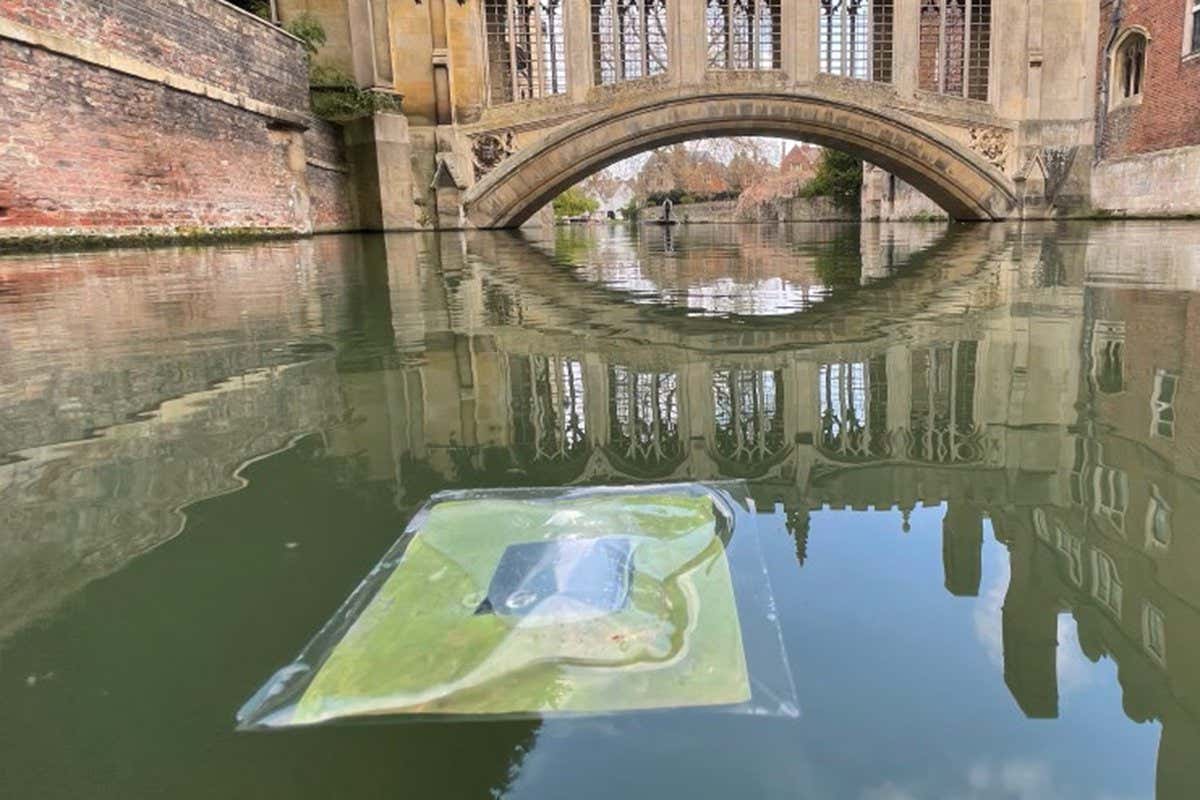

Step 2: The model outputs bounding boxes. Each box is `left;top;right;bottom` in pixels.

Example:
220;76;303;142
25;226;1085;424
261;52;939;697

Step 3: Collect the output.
237;483;797;727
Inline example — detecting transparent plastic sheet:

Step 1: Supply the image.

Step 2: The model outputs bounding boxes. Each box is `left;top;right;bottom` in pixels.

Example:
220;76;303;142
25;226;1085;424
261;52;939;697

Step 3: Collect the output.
237;482;798;728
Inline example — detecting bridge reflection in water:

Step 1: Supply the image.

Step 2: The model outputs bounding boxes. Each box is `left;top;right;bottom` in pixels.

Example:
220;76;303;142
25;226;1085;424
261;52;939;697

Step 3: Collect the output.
2;221;1200;797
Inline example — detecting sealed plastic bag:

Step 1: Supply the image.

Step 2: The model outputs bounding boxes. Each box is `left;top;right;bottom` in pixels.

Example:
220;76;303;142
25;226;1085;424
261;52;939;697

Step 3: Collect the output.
237;482;797;727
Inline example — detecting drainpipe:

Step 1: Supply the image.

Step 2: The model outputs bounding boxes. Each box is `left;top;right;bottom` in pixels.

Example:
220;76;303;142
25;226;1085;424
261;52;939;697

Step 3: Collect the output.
1095;0;1124;162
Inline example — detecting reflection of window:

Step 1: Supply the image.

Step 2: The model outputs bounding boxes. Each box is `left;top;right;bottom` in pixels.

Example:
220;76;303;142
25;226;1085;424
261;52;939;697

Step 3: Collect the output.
1151;369;1178;439
917;0;991;100
485;0;568;104
1056;525;1084;587
1033;507;1051;543
1094;464;1128;534
1144;486;1172;551
908;341;985;463
1092;320;1125;394
819;0;894;82
1092;549;1123;617
706;0;782;70
608;365;683;474
1112;31;1147;106
712;368;787;468
509;356;588;464
818;357;889;460
591;0;668;84
1142;602;1166;666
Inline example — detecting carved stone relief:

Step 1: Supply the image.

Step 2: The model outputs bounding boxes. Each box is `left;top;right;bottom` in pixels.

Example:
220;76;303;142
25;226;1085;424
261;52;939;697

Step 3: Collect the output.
471;132;516;181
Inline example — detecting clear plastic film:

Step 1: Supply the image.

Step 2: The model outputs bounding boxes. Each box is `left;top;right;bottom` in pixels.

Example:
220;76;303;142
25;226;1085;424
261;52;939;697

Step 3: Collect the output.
237;482;798;728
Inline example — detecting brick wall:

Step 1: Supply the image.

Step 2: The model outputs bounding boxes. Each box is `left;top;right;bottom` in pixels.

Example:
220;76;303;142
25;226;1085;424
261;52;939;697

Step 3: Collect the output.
0;0;309;109
1097;0;1200;159
0;0;360;242
305;120;356;233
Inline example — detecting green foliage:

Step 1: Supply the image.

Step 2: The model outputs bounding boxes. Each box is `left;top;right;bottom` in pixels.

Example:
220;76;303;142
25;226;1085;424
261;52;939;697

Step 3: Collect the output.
799;150;863;211
226;0;272;19
813;228;865;288
309;64;402;120
619;197;641;222
285;12;327;56
552;187;600;219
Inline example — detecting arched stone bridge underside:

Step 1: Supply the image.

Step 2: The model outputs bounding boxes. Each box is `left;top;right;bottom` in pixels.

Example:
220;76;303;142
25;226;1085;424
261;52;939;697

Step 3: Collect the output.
463;90;1019;228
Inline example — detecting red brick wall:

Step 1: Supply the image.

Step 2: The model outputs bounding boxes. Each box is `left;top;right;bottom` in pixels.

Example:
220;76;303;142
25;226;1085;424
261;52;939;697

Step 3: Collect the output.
1098;0;1200;159
305;121;356;233
0;0;359;241
0;39;313;236
0;0;309;109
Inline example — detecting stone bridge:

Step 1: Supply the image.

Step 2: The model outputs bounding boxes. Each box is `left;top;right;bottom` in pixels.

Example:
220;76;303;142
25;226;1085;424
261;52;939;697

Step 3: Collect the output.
314;0;1099;227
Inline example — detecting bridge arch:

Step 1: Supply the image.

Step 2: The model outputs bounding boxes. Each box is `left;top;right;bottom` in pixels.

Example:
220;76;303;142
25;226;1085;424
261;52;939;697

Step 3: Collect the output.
463;91;1018;227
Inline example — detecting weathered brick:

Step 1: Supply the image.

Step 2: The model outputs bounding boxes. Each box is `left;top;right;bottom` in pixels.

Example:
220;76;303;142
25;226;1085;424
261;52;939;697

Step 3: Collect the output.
0;0;356;239
1097;0;1200;159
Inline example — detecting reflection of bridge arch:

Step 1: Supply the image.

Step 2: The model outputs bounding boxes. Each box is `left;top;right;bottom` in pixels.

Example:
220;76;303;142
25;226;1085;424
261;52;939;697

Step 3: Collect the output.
464;91;1017;228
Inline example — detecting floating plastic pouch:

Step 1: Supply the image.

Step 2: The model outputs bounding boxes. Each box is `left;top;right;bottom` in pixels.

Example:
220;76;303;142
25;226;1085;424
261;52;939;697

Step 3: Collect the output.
237;482;797;727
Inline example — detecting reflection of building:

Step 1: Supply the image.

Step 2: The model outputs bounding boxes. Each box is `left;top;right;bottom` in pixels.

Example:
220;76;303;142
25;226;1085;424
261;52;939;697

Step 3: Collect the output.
4;223;1200;796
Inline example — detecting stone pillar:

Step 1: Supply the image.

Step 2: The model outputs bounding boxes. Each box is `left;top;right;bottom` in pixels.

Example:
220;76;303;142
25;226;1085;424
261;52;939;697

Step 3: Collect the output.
788;0;818;84
1002;529;1060;719
885;345;911;434
942;501;983;596
893;0;920;99
673;0;706;86
583;354;611;447
345;112;417;230
566;0;593;101
347;0;381;87
790;361;820;440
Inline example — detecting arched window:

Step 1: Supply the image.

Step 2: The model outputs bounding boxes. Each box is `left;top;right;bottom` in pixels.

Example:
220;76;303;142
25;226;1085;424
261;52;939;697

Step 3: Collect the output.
706;0;782;70
592;0;669;84
819;0;894;83
485;0;568;104
1190;1;1200;55
1111;30;1148;107
917;0;991;100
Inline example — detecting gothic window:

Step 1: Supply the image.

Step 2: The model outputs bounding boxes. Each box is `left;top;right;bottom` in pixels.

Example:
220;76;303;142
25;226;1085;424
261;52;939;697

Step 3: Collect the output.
1150;369;1178;439
1191;1;1200;54
712;368;788;471
1091;549;1123;618
1142;602;1167;666
818;358;889;461
1111;30;1147;107
1056;525;1084;588
917;0;990;101
1144;485;1171;552
706;0;782;70
607;365;683;475
1093;462;1128;534
819;0;894;83
1091;320;1125;394
485;0;568;104
908;341;985;464
592;0;669;84
509;355;589;470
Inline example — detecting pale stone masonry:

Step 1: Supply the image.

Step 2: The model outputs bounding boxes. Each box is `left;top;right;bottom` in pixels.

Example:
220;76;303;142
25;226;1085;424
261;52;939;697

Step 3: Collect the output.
278;0;1104;227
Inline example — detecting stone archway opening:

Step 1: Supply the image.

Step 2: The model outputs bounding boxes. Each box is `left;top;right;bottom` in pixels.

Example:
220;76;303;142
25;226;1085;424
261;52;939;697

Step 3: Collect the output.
463;91;1017;228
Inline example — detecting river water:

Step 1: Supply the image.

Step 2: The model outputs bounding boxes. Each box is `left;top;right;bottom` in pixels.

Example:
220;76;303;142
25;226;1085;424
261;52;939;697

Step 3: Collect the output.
2;221;1198;798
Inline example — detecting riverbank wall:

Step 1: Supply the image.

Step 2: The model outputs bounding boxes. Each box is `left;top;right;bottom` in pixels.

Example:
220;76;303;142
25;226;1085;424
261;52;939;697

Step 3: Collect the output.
648;198;857;224
0;0;363;247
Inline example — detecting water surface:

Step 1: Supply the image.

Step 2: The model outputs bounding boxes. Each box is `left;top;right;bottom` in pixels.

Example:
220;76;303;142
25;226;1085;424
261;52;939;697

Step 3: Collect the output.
2;221;1199;799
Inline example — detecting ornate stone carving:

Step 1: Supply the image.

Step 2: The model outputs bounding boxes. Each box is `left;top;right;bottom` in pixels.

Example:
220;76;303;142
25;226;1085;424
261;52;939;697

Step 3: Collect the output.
471;132;515;181
968;126;1011;170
